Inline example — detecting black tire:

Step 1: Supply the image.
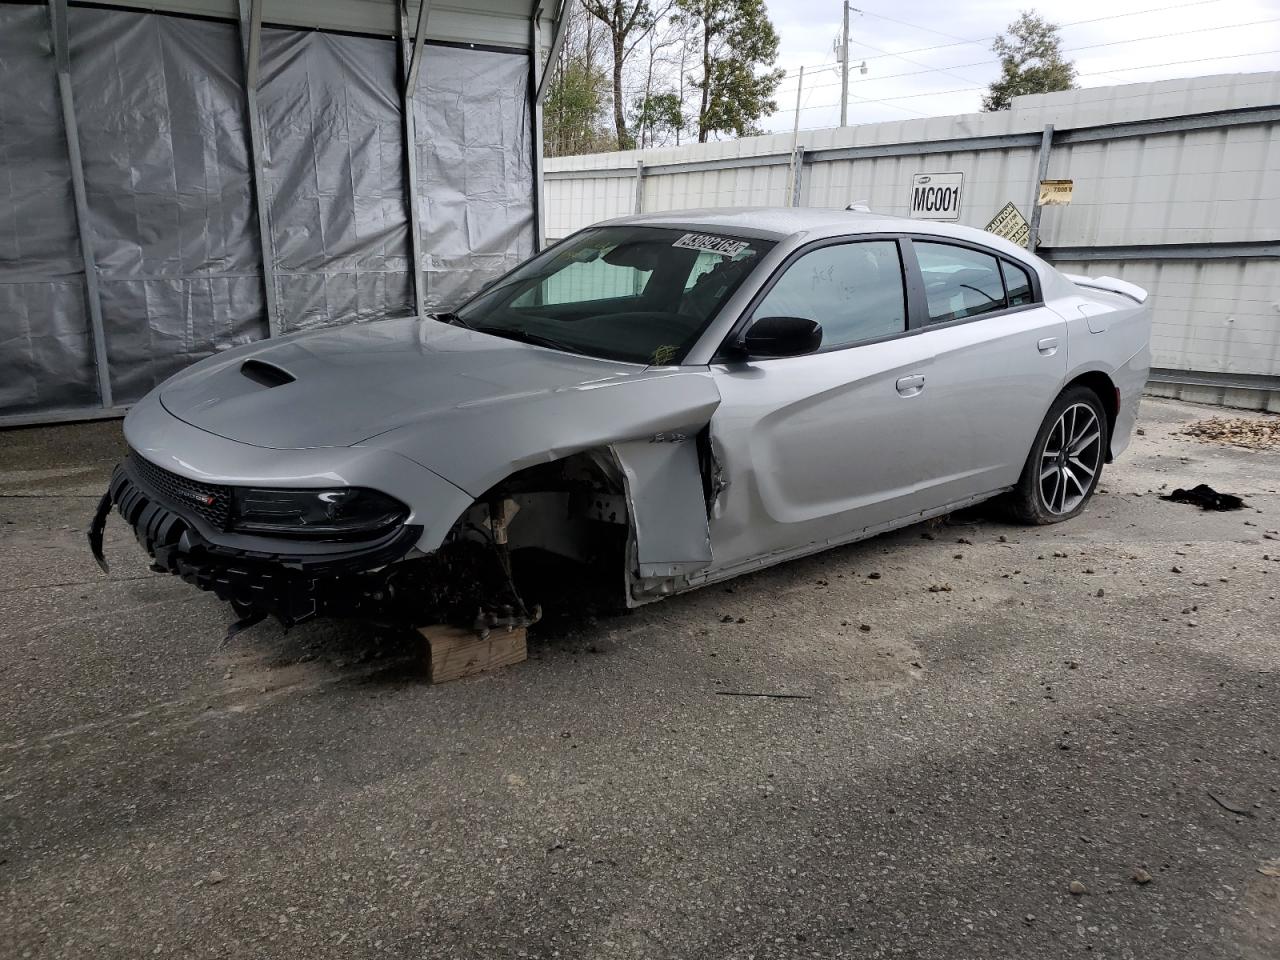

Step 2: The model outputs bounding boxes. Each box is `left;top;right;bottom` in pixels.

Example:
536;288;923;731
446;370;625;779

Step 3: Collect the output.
1008;385;1109;525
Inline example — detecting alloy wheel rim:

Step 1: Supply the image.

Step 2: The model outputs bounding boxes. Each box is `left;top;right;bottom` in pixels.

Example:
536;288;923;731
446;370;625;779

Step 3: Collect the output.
1039;403;1102;515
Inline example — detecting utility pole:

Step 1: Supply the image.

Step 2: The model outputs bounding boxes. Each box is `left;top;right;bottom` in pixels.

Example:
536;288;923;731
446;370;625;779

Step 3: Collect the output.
839;1;850;127
787;65;804;202
792;65;805;142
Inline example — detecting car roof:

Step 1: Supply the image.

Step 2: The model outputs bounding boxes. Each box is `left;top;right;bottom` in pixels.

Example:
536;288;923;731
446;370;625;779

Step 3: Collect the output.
602;207;1040;264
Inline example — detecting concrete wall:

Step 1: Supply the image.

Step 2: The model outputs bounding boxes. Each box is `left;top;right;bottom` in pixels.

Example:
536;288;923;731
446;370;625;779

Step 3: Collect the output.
546;72;1280;409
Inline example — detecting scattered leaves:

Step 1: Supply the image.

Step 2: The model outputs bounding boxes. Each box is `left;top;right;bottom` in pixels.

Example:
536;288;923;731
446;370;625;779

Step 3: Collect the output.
1182;416;1280;450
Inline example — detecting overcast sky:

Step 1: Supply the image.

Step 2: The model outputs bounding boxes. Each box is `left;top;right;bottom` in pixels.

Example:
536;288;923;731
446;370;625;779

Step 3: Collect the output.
759;0;1280;133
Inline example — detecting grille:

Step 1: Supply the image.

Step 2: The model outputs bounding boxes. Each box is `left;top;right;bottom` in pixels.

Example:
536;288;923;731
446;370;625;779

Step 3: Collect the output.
128;452;233;529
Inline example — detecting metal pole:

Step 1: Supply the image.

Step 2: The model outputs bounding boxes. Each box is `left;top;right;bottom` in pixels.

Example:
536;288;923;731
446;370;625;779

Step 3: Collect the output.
531;5;547;250
790;146;806;208
236;0;283;338
49;0;112;409
535;0;570;104
633;161;645;214
840;1;850;128
1026;123;1054;252
786;65;803;202
399;1;428;315
405;0;432;98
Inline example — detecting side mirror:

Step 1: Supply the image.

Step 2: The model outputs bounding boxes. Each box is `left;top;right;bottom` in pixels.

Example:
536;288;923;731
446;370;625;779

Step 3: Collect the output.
735;315;823;359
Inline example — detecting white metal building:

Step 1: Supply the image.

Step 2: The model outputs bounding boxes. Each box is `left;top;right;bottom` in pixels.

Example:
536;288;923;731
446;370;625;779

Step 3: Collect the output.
0;0;568;424
546;72;1280;411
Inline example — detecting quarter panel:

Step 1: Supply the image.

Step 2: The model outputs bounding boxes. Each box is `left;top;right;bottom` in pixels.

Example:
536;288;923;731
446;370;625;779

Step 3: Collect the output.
368;370;722;498
1056;289;1153;457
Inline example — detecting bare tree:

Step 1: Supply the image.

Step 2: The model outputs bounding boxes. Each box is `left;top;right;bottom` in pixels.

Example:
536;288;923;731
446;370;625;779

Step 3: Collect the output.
582;0;675;149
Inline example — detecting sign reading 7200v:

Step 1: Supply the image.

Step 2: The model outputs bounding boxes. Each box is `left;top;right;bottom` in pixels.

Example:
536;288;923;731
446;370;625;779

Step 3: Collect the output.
909;172;964;221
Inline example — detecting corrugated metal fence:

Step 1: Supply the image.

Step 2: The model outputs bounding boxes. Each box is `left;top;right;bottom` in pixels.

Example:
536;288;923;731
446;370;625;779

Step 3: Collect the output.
546;72;1280;411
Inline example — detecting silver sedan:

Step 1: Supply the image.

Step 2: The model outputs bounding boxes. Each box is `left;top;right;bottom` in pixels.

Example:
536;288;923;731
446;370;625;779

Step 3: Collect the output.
90;208;1151;628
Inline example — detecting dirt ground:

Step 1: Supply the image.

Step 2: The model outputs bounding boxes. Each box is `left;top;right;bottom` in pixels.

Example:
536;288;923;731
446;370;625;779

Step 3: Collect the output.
1;397;1278;959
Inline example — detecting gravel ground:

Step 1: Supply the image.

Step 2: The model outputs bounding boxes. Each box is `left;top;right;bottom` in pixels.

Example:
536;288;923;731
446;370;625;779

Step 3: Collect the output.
1;398;1278;959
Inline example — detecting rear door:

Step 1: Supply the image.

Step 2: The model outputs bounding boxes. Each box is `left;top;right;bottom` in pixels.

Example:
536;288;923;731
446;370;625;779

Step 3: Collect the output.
903;239;1068;503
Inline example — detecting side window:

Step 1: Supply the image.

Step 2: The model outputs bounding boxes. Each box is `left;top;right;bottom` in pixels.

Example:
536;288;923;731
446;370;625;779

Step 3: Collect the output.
914;241;1007;323
752;241;906;349
1002;259;1035;306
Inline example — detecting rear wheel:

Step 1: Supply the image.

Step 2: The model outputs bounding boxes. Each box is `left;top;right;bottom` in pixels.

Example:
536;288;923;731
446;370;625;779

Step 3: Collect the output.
1009;386;1108;524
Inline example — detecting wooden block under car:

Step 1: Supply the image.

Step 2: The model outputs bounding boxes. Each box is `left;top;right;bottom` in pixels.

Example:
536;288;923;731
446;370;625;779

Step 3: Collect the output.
418;624;527;683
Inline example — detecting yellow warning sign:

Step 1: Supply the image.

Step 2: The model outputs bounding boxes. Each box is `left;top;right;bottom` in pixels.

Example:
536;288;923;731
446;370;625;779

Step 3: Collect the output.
1038;179;1074;206
985;202;1030;245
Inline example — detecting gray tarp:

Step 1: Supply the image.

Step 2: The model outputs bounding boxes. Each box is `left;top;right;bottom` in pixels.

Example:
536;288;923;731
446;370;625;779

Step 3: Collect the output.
67;7;266;405
259;29;413;332
0;7;537;419
0;5;97;415
413;45;535;309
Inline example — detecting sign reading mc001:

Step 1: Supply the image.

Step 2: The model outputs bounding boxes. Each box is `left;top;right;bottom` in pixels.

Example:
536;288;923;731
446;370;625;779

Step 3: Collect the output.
909;172;964;221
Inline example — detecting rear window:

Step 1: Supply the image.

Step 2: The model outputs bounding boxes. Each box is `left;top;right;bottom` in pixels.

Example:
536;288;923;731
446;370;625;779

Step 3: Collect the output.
915;242;1007;324
1002;259;1035;306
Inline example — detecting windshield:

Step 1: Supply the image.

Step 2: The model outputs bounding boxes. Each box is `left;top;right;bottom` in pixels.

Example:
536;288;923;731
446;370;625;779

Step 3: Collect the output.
450;226;773;364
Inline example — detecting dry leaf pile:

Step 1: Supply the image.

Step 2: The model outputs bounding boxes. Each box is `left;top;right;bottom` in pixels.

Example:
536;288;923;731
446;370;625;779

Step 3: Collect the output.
1181;416;1280;451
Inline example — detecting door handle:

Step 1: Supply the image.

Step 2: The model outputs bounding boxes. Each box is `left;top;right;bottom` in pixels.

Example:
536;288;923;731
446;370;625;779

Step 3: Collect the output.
896;374;926;397
1037;337;1060;355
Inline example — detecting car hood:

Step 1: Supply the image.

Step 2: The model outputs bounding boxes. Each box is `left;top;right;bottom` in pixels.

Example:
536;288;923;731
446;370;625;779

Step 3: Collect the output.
159;318;661;450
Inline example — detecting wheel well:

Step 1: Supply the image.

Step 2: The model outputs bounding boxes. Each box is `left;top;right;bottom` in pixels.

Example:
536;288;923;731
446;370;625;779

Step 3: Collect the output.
442;450;630;614
1065;371;1118;460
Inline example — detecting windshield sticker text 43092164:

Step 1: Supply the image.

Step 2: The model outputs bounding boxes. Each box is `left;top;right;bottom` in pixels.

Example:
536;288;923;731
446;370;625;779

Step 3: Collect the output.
672;233;750;257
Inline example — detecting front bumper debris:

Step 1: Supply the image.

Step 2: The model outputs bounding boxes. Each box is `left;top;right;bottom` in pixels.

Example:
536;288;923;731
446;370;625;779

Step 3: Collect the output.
89;456;422;625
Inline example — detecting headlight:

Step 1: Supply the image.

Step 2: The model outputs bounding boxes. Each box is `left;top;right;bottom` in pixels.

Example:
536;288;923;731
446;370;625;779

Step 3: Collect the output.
229;487;408;539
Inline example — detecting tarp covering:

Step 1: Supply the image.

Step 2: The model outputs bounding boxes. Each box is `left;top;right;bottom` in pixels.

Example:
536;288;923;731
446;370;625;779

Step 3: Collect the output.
259;29;414;332
0;5;97;415
413;45;535;309
0;7;538;420
67;7;267;405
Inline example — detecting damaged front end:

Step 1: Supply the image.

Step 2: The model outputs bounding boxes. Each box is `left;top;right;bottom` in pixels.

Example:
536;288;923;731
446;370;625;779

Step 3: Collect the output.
89;452;435;626
88;449;625;632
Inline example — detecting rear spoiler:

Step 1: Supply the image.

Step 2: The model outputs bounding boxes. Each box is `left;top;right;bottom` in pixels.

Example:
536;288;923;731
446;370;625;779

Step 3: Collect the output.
1063;273;1148;304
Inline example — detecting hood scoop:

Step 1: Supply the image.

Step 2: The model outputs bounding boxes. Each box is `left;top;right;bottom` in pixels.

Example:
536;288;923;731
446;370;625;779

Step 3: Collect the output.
240;359;295;388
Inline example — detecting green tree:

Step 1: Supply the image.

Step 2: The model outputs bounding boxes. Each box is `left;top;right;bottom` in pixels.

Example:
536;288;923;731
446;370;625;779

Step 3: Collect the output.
631;91;686;147
982;10;1076;111
545;56;614;157
677;0;784;142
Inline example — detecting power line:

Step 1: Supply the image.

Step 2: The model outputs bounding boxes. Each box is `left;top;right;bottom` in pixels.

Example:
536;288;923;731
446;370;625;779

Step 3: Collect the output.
774;16;1280;95
852;0;1226;61
785;48;1278;115
845;34;989;89
774;0;1230;86
850;6;982;47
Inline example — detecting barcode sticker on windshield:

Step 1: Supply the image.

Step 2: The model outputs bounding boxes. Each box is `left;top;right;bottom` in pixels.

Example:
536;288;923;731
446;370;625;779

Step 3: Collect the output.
672;233;749;257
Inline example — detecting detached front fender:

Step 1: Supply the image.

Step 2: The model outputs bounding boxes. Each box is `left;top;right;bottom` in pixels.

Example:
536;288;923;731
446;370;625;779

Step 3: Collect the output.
368;368;723;581
612;431;714;579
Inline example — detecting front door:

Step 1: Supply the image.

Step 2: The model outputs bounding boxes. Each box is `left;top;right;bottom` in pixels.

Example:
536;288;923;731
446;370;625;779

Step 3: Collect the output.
705;238;937;575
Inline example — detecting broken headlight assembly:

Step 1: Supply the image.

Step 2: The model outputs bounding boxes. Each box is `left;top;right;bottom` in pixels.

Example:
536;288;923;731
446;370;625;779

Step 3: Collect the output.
229;487;408;540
